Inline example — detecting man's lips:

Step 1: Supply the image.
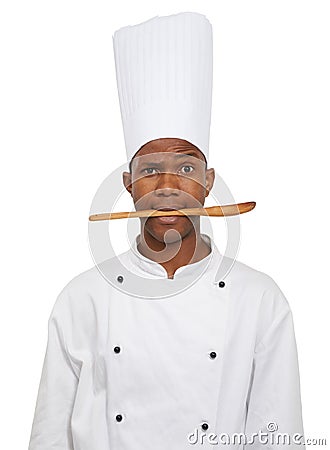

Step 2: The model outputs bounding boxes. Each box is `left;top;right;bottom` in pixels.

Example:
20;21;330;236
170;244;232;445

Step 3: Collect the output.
153;206;185;212
149;206;187;224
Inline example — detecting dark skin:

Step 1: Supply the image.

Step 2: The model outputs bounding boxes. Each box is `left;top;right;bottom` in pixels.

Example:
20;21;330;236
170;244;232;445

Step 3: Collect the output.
122;138;215;279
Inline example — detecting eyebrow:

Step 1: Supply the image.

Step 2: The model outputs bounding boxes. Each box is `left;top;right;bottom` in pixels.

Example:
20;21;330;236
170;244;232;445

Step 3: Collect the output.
139;152;200;165
175;152;199;158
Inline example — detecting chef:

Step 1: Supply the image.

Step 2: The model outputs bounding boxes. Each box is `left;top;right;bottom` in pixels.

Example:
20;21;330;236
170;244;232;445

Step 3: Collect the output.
28;12;305;450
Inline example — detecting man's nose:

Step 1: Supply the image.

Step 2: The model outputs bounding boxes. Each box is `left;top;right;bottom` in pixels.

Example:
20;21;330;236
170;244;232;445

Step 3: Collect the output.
154;172;180;196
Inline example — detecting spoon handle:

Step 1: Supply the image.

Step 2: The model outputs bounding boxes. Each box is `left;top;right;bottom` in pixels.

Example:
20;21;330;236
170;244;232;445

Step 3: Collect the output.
89;201;256;221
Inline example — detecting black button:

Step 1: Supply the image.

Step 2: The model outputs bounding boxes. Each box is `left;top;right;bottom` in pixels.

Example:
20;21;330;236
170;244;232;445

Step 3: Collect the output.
116;414;123;422
218;281;225;288
201;422;209;430
117;275;124;283
114;346;121;354
209;351;217;359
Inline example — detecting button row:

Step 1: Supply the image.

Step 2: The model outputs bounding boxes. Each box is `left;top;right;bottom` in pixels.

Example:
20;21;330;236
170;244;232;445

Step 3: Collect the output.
115;413;210;431
117;274;226;288
113;346;218;359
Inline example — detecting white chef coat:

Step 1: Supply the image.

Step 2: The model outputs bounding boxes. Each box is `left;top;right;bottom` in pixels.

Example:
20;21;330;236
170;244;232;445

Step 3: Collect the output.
28;233;305;449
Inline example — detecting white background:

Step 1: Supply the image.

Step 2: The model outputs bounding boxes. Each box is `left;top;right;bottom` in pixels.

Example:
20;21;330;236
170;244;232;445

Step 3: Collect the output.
1;0;329;447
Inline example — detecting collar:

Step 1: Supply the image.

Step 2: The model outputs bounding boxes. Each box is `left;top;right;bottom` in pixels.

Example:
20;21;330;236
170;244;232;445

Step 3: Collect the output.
125;233;222;281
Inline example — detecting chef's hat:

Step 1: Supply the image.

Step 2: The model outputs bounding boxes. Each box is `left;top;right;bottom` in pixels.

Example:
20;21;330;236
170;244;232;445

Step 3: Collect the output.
112;12;213;163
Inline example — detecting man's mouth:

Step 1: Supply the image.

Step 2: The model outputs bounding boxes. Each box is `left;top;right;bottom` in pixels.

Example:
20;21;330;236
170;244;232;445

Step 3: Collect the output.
154;205;185;212
156;207;179;212
151;206;186;224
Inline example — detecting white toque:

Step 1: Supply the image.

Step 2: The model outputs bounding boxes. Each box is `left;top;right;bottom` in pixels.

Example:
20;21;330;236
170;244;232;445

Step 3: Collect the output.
113;12;213;163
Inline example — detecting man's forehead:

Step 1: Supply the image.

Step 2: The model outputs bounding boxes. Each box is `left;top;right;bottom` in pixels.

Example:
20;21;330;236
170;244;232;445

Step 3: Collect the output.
131;138;206;164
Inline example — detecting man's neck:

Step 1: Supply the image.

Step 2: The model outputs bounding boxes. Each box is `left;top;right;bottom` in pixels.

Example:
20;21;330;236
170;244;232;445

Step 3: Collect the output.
137;226;211;279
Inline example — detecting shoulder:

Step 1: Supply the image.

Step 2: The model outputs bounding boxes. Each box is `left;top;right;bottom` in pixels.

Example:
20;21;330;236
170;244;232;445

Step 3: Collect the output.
50;255;121;319
223;257;294;349
225;256;291;318
229;257;288;300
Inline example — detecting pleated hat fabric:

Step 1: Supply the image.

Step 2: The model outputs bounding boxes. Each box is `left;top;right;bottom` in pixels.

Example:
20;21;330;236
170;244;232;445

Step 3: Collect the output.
112;12;213;163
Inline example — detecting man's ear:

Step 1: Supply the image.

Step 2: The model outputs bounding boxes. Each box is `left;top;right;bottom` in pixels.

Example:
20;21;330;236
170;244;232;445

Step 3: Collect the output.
122;171;132;195
205;167;215;197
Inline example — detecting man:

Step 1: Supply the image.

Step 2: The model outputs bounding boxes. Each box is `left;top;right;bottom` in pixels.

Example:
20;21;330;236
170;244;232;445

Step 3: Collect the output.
28;12;305;450
122;137;215;279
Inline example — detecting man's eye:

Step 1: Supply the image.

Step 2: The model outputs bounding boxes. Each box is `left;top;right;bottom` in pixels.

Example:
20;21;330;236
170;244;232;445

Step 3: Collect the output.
179;165;194;174
143;168;158;175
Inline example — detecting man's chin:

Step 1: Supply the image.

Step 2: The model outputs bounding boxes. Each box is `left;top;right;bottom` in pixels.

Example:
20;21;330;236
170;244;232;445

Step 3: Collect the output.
144;221;194;244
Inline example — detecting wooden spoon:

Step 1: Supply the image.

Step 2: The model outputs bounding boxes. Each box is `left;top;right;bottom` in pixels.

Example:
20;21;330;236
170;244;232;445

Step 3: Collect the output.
89;201;256;221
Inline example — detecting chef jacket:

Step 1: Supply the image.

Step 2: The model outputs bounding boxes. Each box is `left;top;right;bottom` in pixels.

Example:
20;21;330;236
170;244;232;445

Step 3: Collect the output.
28;233;305;449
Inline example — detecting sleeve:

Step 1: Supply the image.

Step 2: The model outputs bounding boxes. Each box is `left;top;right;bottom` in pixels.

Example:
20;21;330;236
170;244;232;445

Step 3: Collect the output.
28;287;79;450
244;284;305;449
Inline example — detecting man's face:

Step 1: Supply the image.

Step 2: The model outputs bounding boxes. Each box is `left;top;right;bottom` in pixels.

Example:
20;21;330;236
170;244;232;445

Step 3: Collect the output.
122;138;215;243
